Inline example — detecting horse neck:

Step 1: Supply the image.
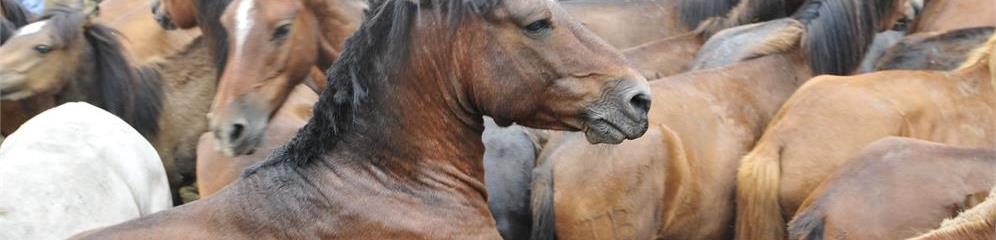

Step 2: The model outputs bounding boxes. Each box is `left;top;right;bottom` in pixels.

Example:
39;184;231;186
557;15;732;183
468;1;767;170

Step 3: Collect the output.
953;60;995;98
287;57;488;201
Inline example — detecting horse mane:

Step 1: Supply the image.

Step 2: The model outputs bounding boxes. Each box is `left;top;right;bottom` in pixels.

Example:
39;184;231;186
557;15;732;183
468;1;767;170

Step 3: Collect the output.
792;0;901;75
195;0;232;77
955;33;996;72
876;26;994;71
677;0;740;30
1;0;33;26
248;0;498;170
1;0;34;44
0;17;15;43
43;6;163;137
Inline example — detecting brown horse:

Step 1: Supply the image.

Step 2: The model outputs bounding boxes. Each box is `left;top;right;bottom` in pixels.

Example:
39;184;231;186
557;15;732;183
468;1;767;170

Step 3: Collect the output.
910;0;996;33
787;137;996;240
73;0;651;238
195;83;318;196
735;33;996;240
0;6;216;204
208;0;363;156
910;187;996;240
531;0;907;239
876;26;995;71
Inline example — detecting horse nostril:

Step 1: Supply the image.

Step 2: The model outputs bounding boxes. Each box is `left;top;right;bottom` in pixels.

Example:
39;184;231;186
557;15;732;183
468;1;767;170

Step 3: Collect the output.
628;93;651;115
229;123;245;141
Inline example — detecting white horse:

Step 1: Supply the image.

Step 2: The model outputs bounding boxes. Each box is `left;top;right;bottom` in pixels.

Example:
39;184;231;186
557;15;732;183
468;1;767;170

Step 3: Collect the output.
0;102;171;240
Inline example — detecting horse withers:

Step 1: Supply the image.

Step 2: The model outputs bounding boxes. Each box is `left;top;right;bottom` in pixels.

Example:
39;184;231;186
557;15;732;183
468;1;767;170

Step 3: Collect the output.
0;102;171;240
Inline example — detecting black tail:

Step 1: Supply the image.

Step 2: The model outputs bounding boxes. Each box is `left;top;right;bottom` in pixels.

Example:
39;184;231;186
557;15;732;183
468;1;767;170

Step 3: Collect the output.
530;158;556;240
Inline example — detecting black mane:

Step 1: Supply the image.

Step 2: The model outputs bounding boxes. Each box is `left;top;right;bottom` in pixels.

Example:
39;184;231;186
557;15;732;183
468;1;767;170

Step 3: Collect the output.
792;0;900;75
1;0;32;26
1;0;34;43
43;6;163;137
196;0;231;77
248;0;499;172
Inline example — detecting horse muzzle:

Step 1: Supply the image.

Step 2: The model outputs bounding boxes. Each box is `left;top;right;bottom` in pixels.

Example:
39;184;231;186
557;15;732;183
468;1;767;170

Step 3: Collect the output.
582;81;652;144
0;73;32;101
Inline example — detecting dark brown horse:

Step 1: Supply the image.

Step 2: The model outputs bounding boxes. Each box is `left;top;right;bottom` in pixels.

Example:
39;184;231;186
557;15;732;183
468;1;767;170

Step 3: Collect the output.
531;0;907;239
876;26;995;71
788;137;996;240
73;0;650;238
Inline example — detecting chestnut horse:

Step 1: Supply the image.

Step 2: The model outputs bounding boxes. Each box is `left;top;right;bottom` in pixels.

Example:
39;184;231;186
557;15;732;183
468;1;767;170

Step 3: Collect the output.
876;26;995;71
735;33;996;240
910;187;996;240
209;0;363;156
531;0;907;239
787;137;996;240
73;0;651;238
0;6;216;204
910;0;996;33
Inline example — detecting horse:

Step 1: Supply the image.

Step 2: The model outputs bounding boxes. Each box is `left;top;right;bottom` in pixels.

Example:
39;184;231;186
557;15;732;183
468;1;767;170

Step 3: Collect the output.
73;0;651;237
0;6;217;204
787;137;996;240
735;31;996;240
910;187;996;240
531;0;907;238
0;102;171;240
208;0;364;157
195;83;318;196
910;0;996;33
876;26;995;71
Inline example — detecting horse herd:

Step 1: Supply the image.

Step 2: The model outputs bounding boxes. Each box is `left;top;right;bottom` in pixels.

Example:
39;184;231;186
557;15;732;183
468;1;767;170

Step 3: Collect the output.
0;0;993;239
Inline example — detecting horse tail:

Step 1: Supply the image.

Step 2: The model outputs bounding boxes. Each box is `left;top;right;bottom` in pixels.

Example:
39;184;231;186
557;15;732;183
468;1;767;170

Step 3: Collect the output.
735;142;785;240
787;207;825;240
530;157;556;240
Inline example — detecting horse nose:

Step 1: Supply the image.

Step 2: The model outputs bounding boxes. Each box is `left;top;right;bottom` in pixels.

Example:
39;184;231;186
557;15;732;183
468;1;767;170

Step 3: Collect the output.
229;123;246;141
215;118;249;145
628;92;651;116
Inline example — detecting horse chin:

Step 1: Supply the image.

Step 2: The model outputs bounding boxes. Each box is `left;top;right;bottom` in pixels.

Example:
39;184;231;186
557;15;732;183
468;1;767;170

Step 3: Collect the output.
582;117;647;144
0;74;32;101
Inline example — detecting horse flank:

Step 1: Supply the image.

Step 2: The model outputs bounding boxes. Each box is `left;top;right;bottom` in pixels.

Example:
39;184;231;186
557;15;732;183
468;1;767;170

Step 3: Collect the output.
43;6;164;137
698;0;787;37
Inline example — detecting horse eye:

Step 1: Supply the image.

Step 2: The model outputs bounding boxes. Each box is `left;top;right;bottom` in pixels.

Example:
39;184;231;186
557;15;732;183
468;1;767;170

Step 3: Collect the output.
33;45;52;54
523;19;552;36
272;24;292;40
